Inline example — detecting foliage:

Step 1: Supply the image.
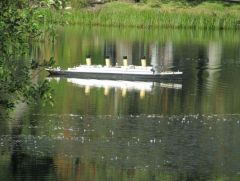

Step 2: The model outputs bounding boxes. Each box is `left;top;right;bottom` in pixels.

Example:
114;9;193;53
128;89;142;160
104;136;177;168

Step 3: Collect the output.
0;0;55;113
67;0;90;8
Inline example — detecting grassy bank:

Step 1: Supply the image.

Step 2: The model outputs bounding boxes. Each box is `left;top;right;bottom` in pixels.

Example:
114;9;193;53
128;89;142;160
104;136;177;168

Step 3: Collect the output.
38;2;240;29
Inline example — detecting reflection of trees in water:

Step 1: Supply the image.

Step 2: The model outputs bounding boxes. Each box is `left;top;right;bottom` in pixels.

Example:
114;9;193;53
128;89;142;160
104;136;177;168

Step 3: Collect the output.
207;41;222;83
103;40;174;68
0;102;57;179
55;115;240;180
104;41;116;65
3;26;240;180
36;29;240;115
132;41;145;65
9;108;56;180
116;41;133;65
74;30;240;113
150;41;173;70
3;114;240;180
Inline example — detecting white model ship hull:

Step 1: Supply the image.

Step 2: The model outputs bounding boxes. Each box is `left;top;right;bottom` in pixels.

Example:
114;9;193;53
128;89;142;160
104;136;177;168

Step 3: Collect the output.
46;66;182;82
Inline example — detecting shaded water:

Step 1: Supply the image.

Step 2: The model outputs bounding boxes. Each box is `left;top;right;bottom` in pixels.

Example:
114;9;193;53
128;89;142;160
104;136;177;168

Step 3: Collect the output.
1;27;240;180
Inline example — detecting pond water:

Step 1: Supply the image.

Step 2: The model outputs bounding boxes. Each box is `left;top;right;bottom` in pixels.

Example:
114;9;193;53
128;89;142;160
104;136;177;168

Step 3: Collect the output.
1;27;240;180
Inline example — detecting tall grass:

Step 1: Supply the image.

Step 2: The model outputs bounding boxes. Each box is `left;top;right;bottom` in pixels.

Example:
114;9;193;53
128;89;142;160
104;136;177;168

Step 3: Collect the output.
37;2;240;30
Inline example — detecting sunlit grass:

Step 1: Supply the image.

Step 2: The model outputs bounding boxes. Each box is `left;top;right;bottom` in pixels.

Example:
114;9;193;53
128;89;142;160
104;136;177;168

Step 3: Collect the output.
38;2;240;29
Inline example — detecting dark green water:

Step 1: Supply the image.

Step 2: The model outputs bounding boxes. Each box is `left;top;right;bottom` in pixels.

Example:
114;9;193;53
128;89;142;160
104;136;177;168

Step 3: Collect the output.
1;27;240;180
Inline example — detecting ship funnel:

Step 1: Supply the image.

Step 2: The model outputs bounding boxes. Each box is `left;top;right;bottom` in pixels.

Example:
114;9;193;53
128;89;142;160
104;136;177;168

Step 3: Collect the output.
123;56;128;67
141;56;147;67
105;56;111;67
86;55;91;66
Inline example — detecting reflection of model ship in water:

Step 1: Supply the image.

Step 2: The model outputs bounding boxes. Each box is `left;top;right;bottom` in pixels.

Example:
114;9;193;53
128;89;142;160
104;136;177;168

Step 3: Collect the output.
48;76;182;98
46;56;182;82
67;78;182;90
66;78;182;97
